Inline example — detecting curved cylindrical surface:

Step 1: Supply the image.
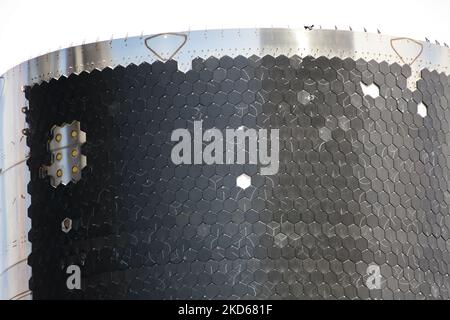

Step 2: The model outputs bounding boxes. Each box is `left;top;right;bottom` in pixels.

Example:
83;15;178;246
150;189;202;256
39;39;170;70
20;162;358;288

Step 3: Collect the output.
1;28;450;299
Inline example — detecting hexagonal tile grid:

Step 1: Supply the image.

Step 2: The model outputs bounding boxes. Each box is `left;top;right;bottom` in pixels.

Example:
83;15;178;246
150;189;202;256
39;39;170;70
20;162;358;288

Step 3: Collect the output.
26;55;450;300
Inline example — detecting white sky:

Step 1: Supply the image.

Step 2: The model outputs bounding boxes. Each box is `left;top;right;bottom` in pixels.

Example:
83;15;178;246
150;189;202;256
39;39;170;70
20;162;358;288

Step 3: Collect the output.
0;0;449;75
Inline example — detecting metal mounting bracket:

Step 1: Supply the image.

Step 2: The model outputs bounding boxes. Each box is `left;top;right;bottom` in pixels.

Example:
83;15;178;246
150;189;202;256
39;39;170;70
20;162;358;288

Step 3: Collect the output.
43;121;87;187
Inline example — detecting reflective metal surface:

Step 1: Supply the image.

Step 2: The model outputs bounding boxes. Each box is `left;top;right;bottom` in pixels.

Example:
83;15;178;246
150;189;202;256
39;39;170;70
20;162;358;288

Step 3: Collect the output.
1;28;450;300
0;70;31;300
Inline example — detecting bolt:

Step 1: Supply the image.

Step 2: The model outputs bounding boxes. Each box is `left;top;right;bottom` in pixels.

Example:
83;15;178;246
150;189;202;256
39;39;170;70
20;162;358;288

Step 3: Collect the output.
62;218;72;233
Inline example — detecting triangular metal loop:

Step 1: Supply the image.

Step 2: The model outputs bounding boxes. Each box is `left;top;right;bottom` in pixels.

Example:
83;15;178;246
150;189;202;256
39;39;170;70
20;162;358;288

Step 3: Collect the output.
390;37;424;66
144;33;187;62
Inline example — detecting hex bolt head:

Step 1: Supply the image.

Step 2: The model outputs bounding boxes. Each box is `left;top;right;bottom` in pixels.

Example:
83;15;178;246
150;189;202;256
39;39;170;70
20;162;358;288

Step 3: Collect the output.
62;218;72;233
